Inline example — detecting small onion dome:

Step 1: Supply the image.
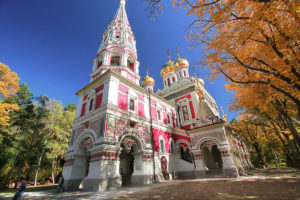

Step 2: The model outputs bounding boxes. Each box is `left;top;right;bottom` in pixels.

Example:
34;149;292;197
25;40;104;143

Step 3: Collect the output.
174;58;189;70
142;71;155;86
160;61;175;77
197;77;205;86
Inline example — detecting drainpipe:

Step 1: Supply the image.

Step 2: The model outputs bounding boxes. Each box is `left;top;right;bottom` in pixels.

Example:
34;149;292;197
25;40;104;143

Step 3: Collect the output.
148;89;156;183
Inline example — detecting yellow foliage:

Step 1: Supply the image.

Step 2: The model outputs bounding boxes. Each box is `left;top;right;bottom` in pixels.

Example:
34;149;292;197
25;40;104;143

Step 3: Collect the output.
167;0;300;116
0;62;20;127
0;102;19;127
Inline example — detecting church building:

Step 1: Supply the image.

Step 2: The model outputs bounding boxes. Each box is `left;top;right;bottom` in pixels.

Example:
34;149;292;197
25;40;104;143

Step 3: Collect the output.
62;0;252;191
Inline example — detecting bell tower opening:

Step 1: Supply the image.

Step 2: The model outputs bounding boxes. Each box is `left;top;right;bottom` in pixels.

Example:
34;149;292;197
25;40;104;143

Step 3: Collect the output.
111;54;121;66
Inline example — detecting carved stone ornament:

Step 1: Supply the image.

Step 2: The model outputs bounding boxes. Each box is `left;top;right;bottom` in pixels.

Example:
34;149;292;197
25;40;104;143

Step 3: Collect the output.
82;137;93;149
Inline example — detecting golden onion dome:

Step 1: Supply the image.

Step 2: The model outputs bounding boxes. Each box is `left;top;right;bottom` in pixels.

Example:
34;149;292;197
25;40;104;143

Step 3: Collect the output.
160;61;175;77
174;58;189;70
197;77;205;86
142;71;155;86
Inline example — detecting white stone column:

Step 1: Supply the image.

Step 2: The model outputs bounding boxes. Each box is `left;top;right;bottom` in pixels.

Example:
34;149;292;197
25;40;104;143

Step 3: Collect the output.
103;52;111;66
135;61;140;74
192;149;206;178
106;77;119;106
219;145;239;177
76;96;83;118
131;151;145;185
121;52;128;66
82;148;121;191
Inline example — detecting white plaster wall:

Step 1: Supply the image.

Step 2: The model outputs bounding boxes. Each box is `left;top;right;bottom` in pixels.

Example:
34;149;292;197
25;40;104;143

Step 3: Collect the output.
132;152;144;176
176;158;194;172
76;96;83;118
106;77;119;106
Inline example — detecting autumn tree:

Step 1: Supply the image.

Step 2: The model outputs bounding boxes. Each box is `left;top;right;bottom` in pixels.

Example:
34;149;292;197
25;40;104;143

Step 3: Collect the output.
144;0;299;116
0;84;48;188
144;0;299;167
0;62;20;127
231;115;285;168
229;81;300;167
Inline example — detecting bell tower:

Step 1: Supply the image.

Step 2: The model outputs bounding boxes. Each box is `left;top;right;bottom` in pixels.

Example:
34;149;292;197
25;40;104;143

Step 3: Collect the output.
90;0;140;84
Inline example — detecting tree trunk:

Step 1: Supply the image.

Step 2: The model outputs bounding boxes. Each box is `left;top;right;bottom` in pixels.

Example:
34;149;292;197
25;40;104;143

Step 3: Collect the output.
51;158;55;184
271;122;296;161
282;133;300;161
252;143;265;167
34;147;45;186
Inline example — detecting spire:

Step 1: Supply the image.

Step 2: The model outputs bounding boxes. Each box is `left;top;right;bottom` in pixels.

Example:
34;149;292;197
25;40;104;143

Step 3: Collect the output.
146;65;149;76
98;0;137;56
92;0;140;85
192;66;197;78
120;0;126;6
176;47;181;59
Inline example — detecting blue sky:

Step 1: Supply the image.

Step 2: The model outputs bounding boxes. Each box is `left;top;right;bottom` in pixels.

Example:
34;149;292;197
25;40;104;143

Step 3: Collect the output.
0;0;237;121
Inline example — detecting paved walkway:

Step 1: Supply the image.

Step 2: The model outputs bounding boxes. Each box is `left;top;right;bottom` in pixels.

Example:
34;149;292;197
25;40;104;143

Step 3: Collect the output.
1;168;300;200
0;182;174;200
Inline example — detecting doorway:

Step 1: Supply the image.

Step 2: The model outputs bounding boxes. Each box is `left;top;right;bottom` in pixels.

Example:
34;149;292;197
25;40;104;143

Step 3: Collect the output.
119;143;134;186
202;144;223;173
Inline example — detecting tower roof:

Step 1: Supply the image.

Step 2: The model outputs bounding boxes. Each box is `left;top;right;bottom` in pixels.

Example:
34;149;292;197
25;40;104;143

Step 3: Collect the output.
142;67;155;86
98;0;137;57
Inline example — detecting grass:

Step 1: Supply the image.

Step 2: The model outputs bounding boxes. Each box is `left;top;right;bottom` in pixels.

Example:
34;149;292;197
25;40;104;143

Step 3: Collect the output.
0;184;57;195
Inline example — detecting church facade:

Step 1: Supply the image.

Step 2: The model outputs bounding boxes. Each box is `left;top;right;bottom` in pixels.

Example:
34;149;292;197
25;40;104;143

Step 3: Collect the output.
62;0;252;191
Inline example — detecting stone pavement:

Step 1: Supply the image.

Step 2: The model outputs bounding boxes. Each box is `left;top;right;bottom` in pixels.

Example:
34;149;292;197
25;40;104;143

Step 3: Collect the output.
1;168;300;200
0;182;174;200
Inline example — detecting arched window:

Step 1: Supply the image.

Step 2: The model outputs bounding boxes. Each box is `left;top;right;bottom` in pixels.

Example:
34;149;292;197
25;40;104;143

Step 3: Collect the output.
115;32;120;39
170;140;176;154
167;78;171;86
89;99;94;111
129;99;134;111
157;110;161;120
167;115;170;124
182;106;189;121
127;59;135;72
97;61;102;69
179;71;182;78
159;138;165;153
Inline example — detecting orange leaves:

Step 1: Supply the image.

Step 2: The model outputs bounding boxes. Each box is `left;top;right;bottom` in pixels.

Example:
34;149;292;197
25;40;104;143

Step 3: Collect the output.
0;62;20;127
0;63;19;99
0;103;19;127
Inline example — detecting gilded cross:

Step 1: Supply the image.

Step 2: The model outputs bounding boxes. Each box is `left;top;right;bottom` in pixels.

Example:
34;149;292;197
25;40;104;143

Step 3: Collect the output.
167;49;171;61
176;47;180;59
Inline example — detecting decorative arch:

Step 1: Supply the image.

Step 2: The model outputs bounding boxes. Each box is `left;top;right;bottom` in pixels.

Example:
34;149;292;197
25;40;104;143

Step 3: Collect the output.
125;48;137;60
107;45;126;52
118;128;146;151
197;137;222;151
176;139;191;151
73;129;97;153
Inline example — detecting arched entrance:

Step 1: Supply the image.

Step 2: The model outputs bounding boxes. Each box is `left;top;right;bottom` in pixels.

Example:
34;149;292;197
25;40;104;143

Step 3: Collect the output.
72;136;93;190
201;141;223;173
119;136;142;186
161;156;169;180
